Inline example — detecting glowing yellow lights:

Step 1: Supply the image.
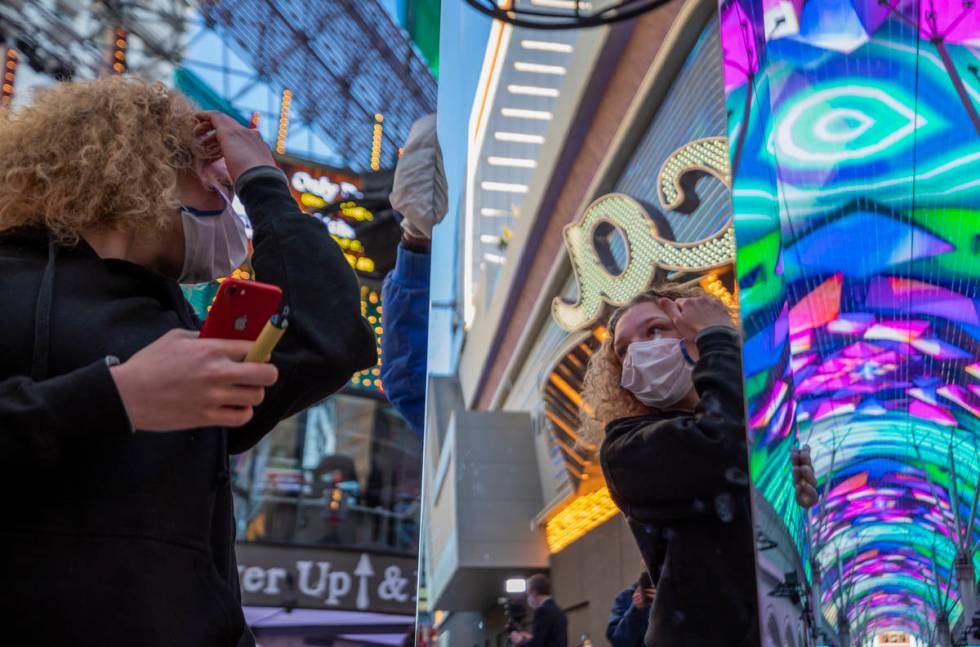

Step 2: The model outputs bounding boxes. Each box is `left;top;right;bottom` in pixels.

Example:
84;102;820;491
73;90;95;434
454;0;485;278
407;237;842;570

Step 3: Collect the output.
110;28;127;75
276;89;293;156
545;486;620;553
340;202;374;222
554;138;736;332
300;193;326;209
370;113;384;171
357;257;376;273
3;48;16;108
700;272;737;309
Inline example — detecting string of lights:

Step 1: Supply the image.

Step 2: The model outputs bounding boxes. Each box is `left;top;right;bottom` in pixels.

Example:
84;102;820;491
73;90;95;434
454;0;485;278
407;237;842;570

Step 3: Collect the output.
276;89;292;156
370;114;384;172
110;27;127;74
1;48;16;107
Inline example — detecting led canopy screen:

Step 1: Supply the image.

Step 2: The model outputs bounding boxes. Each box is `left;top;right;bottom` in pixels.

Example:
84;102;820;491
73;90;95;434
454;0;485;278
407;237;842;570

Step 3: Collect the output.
720;0;980;639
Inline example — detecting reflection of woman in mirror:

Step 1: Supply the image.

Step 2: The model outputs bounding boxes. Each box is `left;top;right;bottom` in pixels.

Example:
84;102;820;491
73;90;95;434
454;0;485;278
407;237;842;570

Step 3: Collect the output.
580;284;816;647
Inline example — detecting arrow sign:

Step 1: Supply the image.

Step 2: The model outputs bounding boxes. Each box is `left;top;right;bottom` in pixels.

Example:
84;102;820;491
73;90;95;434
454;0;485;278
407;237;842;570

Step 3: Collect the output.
354;553;375;610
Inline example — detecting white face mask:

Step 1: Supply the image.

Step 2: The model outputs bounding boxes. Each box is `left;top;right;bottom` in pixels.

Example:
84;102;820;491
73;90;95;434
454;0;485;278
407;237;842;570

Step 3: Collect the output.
177;191;249;285
620;337;695;409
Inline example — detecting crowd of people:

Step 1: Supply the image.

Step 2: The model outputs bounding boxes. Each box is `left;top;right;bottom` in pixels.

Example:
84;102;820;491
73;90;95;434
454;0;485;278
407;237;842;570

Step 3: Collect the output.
0;73;820;647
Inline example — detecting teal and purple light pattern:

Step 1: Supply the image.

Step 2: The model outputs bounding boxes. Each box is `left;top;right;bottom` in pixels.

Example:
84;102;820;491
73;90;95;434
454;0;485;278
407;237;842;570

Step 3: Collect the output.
720;0;980;638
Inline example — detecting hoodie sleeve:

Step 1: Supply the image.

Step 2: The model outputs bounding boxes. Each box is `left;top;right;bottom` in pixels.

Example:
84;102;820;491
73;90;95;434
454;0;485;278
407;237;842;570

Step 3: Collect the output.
606;588;646;646
379;244;430;436
0;359;131;470
599;329;748;508
228;170;378;453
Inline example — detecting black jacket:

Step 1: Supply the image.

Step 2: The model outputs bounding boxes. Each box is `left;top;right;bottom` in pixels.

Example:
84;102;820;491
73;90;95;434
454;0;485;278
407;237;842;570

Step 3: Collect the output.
0;172;377;645
600;330;759;647
520;598;567;647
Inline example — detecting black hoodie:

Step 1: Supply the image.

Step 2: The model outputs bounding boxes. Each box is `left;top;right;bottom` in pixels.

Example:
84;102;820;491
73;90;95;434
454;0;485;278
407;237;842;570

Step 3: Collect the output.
0;170;377;645
600;330;760;647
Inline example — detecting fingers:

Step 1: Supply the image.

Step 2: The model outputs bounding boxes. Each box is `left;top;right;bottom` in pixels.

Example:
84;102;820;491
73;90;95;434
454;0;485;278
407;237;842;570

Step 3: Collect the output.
206;405;256;428
212;385;266;408
793;464;815;486
659;297;683;326
200;338;259;360
795;483;819;508
222;361;279;387
791;445;812;466
793;462;818;508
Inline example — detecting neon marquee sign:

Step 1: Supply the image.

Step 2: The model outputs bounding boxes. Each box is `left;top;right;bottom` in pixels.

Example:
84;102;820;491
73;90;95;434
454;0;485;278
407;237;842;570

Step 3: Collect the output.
553;137;736;332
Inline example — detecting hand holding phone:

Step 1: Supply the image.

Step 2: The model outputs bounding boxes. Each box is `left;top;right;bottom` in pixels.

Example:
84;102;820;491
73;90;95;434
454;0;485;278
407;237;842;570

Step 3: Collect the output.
200;279;283;342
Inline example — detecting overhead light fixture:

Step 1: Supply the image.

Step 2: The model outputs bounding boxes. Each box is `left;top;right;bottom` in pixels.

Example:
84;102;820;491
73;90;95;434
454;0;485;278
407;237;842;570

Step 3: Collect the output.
488;156;538;168
507;84;560;97
505;578;527;594
494;132;545;144
481;207;511;216
530;0;591;9
481;181;529;193
520;40;574;54
501;108;553;120
514;61;567;75
483;253;507;265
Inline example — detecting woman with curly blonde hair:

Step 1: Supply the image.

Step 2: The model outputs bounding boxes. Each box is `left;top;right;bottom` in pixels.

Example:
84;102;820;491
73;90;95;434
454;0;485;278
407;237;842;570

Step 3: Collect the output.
580;283;815;647
0;77;376;645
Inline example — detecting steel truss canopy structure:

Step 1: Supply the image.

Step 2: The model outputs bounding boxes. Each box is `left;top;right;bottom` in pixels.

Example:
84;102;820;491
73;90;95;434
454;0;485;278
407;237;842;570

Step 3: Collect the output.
199;0;437;171
0;0;192;82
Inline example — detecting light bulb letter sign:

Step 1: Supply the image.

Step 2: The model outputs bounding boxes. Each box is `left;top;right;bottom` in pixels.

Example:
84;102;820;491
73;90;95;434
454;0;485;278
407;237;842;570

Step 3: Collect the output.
553;194;658;331
553;137;736;332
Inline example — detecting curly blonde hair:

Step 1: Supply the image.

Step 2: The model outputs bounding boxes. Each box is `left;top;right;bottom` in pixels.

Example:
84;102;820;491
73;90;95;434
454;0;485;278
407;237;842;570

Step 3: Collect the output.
0;76;203;243
579;281;706;444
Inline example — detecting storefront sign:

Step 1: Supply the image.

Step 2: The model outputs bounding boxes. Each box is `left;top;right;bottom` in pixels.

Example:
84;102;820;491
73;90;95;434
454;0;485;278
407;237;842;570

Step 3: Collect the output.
552;137;736;331
235;543;417;614
290;170;362;204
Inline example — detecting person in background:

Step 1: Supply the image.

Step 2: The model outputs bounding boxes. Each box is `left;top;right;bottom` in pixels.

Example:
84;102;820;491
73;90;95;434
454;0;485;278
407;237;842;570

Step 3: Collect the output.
606;572;655;647
380;113;448;435
509;574;568;647
0;77;376;646
580;284;817;647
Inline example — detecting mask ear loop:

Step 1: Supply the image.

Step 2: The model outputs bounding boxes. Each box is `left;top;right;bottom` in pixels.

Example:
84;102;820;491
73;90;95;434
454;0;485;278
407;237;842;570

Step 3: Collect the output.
179;188;229;218
679;339;696;366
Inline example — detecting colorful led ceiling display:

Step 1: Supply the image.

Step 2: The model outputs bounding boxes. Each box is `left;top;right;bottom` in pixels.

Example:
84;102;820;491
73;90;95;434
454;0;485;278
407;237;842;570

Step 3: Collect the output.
720;0;980;641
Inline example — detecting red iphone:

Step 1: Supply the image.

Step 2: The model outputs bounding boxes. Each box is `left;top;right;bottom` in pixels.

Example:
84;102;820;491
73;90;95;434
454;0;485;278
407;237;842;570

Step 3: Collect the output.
200;279;283;341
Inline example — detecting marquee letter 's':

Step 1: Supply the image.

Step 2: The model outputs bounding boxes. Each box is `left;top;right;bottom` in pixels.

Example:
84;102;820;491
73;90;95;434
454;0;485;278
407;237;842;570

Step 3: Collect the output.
553;137;735;332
